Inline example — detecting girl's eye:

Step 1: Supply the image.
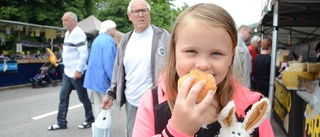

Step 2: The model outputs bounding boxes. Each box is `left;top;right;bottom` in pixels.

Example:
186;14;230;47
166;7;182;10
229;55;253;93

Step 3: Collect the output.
211;52;222;56
186;50;197;54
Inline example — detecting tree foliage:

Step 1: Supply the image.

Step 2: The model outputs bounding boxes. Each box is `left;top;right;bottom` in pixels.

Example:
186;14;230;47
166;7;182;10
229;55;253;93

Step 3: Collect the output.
0;0;98;27
149;0;173;31
0;0;99;53
95;0;188;33
0;0;187;32
0;0;188;51
96;0;132;33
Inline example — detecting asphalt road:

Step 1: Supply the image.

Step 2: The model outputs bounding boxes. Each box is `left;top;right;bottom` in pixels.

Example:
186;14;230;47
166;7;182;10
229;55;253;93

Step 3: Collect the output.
0;85;126;137
0;84;287;137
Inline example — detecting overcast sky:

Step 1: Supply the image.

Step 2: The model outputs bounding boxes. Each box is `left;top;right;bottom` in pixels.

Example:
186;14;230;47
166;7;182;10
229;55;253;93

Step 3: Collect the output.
172;0;266;28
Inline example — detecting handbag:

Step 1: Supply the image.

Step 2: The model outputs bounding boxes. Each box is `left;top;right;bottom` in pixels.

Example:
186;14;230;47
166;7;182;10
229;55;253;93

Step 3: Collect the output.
92;109;112;137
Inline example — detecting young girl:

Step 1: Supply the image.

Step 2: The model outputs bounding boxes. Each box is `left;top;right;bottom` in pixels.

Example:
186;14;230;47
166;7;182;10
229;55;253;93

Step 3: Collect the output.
132;3;274;137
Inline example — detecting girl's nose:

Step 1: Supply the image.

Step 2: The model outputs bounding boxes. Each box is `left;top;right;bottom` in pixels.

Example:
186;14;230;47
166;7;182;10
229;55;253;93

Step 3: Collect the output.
195;59;211;71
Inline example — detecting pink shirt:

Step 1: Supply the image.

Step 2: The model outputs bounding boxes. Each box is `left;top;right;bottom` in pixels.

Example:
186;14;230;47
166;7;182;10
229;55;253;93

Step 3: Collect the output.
133;75;274;137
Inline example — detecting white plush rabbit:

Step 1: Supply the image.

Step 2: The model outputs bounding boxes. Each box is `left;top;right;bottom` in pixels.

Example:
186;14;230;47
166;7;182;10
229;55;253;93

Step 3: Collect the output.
217;98;271;137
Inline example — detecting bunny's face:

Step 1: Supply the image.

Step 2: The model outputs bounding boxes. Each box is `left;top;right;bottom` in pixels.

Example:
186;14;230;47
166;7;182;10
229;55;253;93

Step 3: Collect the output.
219;123;250;137
217;98;270;137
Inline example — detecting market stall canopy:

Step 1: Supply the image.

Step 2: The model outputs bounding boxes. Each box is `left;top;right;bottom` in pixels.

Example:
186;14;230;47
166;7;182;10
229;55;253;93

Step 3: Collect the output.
0;19;64;39
256;0;320;119
77;15;101;35
256;0;320;46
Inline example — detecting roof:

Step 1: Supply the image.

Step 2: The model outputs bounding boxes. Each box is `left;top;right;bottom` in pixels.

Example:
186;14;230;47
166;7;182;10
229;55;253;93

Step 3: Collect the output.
0;19;64;32
0;19;65;40
77;15;101;35
255;0;320;46
0;16;102;39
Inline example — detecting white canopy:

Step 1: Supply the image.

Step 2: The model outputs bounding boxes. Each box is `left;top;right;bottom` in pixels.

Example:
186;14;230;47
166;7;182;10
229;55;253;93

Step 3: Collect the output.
78;15;101;35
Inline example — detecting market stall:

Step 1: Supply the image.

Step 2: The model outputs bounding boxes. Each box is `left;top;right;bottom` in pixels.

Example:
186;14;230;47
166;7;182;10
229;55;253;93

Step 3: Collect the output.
258;0;320;100
297;90;320;137
291;65;320;137
273;64;316;136
257;0;320;136
0;62;46;87
274;79;305;137
0;19;63;87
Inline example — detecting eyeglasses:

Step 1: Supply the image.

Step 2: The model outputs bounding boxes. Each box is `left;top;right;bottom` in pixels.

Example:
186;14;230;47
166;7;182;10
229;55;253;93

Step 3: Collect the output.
131;8;149;16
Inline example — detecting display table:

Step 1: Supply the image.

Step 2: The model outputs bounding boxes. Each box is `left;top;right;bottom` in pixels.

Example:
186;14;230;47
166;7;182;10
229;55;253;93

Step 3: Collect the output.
274;79;304;137
17;59;48;64
0;59;58;87
297;91;320;137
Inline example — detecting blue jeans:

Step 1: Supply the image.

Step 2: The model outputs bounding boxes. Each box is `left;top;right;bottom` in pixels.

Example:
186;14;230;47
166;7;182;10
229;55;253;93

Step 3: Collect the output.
57;73;94;127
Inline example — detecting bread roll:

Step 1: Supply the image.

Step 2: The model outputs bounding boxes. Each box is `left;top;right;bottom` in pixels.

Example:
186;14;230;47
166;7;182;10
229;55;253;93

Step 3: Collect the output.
178;70;217;103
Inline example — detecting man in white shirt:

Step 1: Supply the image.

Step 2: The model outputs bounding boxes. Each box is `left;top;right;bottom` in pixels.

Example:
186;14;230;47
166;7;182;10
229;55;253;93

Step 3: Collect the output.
100;0;170;137
48;11;94;131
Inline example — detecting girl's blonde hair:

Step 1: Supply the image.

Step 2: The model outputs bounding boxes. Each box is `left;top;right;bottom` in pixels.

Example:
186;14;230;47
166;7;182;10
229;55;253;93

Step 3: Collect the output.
164;3;238;112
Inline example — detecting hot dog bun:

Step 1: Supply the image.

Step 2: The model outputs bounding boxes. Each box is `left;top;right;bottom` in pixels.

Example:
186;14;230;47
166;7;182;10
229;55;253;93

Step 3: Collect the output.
178;70;217;103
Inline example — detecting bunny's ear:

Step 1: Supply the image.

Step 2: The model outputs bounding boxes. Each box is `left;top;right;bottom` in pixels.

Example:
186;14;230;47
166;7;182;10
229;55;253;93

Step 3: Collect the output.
218;100;237;128
242;98;271;133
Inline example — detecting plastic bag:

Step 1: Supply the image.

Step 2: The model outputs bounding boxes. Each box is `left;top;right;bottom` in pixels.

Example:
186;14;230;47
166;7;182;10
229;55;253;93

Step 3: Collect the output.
304;85;320;119
311;86;320;114
92;109;112;137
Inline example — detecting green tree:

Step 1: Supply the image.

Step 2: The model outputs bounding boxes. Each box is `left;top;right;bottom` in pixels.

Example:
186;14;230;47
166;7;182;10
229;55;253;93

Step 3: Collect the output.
96;0;131;33
0;0;98;27
149;0;188;32
97;0;188;32
0;0;99;52
0;0;188;52
95;0;187;33
0;0;187;32
149;0;172;31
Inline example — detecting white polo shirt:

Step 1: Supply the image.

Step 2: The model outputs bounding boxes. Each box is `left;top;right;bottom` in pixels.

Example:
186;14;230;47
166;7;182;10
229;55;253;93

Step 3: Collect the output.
63;26;88;78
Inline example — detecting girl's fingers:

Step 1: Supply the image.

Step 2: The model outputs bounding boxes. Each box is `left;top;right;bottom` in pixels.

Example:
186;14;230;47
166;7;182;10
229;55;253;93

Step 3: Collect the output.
176;76;195;102
198;90;215;110
185;80;206;104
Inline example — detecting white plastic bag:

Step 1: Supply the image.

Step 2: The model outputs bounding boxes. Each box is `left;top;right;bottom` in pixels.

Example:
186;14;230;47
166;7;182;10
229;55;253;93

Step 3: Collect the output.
92;109;112;137
304;84;320;119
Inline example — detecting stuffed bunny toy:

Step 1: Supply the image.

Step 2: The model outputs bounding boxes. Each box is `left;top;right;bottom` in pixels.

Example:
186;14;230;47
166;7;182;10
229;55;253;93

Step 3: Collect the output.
217;98;271;137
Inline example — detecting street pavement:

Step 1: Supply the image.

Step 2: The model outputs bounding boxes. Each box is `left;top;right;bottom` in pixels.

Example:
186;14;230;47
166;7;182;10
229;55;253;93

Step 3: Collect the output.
0;84;287;137
0;85;126;137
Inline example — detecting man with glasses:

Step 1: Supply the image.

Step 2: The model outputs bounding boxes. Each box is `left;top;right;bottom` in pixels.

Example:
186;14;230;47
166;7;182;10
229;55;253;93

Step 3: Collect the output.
233;25;252;88
100;0;170;137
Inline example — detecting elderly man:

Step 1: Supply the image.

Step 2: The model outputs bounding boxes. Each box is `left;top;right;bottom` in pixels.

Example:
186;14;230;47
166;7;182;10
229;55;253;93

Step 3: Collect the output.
233;25;252;88
84;20;117;118
100;0;170;137
48;11;94;131
248;35;261;90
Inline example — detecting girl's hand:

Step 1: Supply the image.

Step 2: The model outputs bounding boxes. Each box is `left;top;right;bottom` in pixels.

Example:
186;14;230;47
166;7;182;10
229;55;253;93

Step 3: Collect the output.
170;76;217;136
